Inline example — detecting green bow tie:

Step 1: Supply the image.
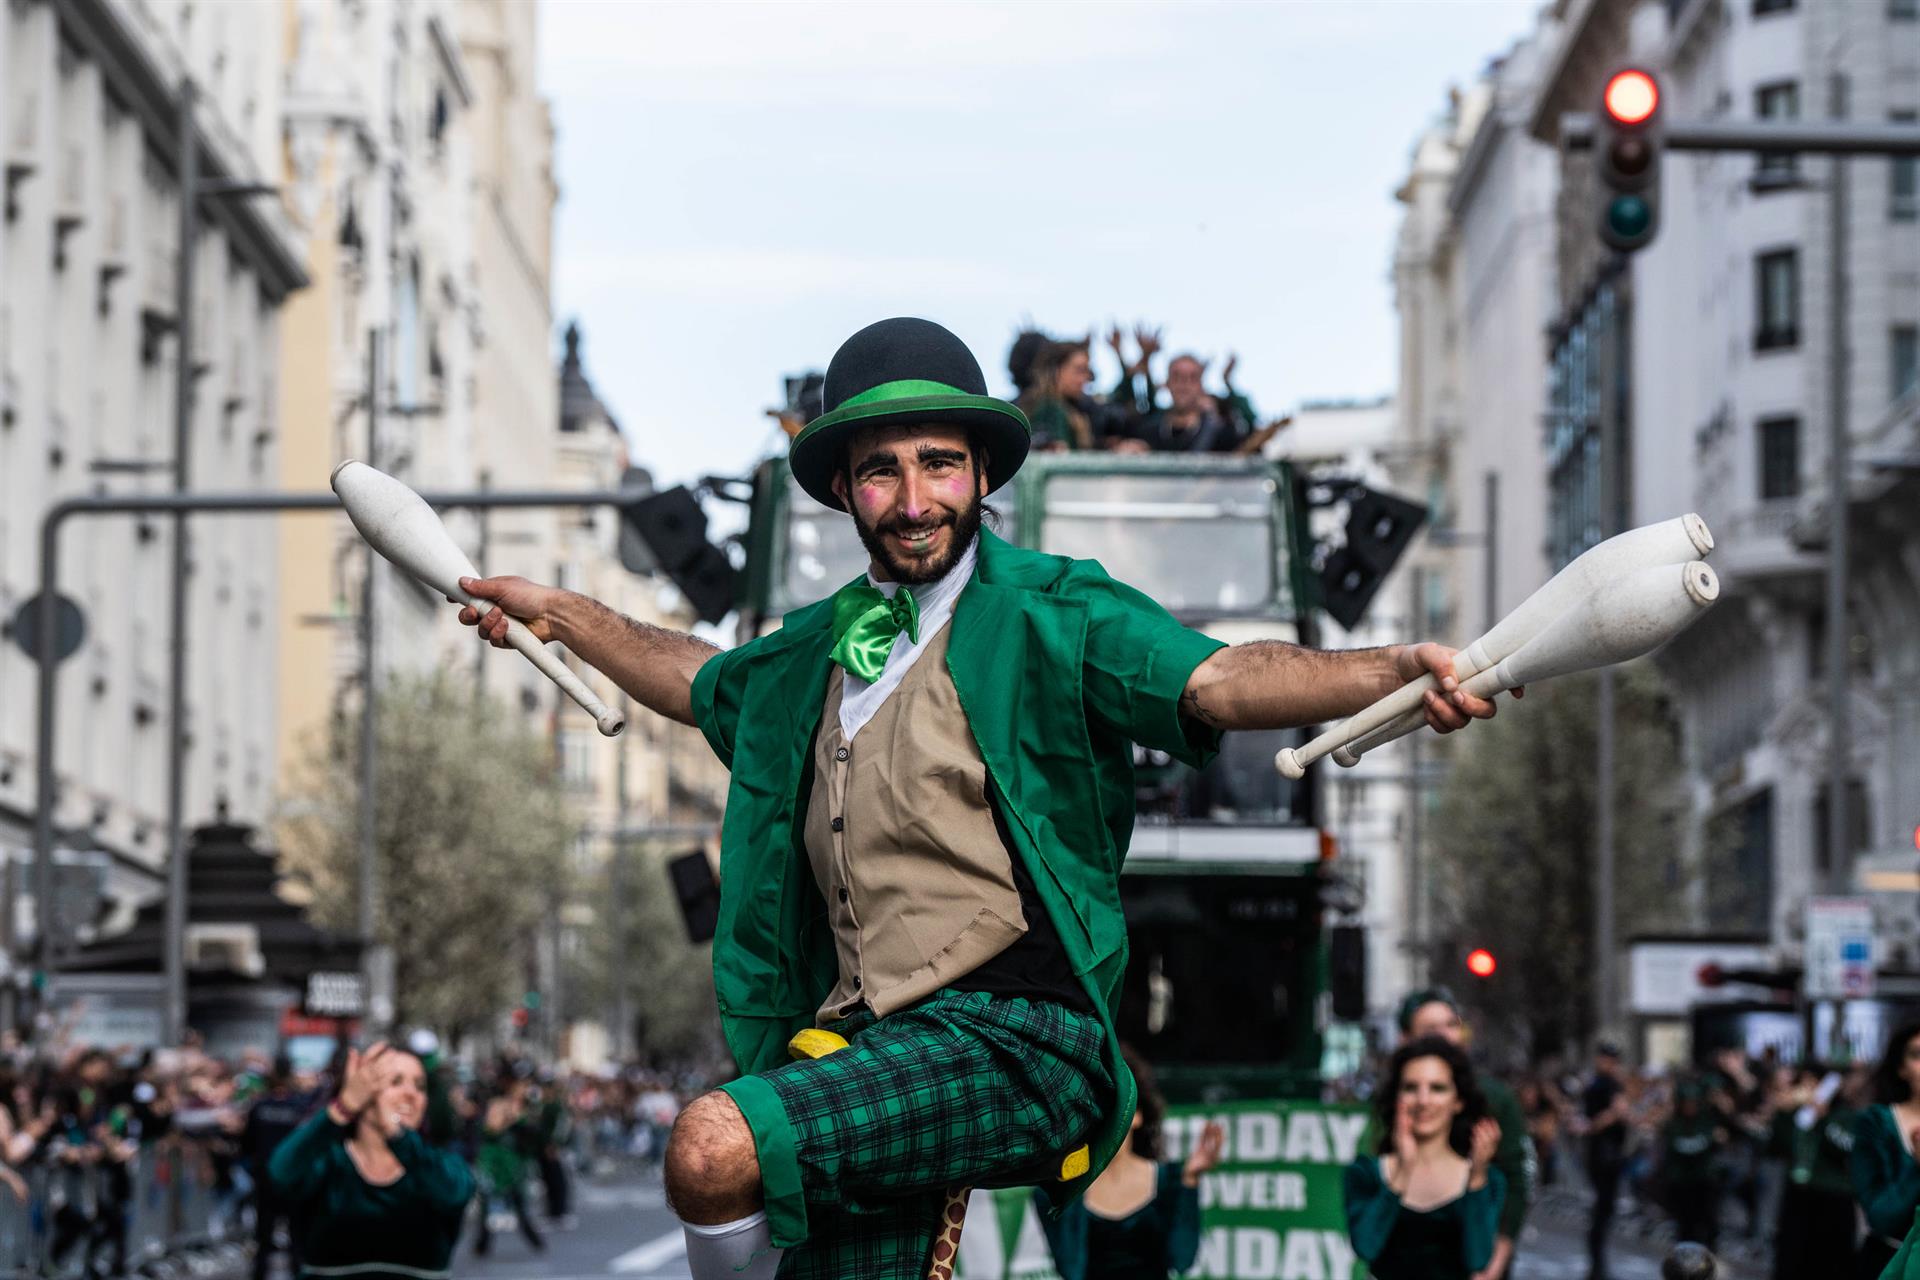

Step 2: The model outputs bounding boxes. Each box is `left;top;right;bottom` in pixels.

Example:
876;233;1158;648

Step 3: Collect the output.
829;583;920;682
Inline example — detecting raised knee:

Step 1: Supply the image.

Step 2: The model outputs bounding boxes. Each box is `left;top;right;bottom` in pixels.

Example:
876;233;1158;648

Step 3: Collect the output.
664;1092;761;1221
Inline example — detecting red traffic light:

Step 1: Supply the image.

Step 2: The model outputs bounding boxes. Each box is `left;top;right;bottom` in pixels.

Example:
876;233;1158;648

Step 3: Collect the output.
1697;962;1724;988
1466;948;1497;978
1604;70;1659;126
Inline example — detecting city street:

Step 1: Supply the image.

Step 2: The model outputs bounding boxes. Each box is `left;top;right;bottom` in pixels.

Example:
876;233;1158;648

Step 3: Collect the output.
448;1170;1764;1280
455;1174;691;1280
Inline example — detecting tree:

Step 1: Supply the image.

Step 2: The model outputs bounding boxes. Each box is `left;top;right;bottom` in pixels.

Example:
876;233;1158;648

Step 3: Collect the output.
1426;663;1692;1060
278;672;573;1041
563;841;726;1071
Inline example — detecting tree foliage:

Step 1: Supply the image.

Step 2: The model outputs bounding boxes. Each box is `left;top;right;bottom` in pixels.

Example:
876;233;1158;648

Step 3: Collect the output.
277;672;572;1041
1426;663;1692;1061
563;843;726;1071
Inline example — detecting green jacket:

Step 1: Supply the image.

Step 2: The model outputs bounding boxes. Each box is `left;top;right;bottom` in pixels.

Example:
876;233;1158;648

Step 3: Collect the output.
1854;1104;1920;1242
690;529;1225;1247
267;1111;475;1280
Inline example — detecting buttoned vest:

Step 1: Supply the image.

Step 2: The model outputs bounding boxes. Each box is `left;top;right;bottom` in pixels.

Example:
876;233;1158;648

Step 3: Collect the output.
803;623;1027;1021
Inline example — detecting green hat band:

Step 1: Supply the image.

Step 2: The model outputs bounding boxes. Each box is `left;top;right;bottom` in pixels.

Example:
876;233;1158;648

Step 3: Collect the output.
836;378;969;410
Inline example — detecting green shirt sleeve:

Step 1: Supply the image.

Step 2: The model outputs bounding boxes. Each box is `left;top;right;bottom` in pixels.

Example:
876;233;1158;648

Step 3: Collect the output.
689;647;746;769
1160;1163;1203;1272
1063;559;1226;767
1854;1107;1920;1240
1343;1157;1400;1263
1487;1082;1534;1237
1462;1168;1506;1272
267;1108;349;1205
390;1128;477;1215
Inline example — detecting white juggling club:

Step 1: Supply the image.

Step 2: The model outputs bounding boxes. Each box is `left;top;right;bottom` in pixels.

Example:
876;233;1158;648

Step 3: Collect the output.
331;460;626;737
1327;512;1715;766
1276;556;1719;779
1274;513;1712;779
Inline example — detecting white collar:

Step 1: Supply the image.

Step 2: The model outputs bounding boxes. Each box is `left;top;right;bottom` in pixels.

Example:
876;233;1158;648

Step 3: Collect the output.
865;535;978;617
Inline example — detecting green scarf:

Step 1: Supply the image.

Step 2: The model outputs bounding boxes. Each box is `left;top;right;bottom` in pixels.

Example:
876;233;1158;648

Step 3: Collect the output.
829;582;920;682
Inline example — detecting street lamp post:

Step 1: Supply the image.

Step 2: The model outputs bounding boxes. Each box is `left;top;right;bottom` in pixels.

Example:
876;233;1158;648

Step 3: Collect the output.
360;335;384;1032
161;79;200;1048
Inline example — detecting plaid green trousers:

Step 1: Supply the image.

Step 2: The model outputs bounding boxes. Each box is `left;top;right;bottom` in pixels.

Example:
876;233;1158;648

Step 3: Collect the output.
718;989;1111;1280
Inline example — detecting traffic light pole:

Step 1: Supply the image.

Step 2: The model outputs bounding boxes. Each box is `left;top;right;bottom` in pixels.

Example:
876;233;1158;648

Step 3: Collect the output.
1561;115;1920;156
32;484;642;1018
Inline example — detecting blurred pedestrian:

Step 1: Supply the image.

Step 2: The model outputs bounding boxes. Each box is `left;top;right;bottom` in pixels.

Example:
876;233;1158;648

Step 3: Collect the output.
268;1042;475;1280
1345;1035;1505;1280
1039;1045;1221;1279
1125;354;1248;454
1768;1063;1859;1280
1659;1077;1726;1250
533;1068;575;1229
475;1069;545;1256
241;1057;311;1280
1853;1023;1920;1279
1579;1039;1631;1280
1018;337;1104;451
1397;988;1533;1280
1518;1076;1563;1188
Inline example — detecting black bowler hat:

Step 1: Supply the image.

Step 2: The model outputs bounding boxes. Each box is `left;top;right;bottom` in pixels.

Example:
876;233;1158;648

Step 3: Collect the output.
789;317;1031;511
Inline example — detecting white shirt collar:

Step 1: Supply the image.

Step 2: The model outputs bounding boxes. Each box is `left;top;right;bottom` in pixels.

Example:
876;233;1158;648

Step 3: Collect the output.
866;534;978;619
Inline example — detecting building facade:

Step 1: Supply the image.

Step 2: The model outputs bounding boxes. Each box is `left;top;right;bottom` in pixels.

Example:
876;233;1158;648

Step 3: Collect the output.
0;0;304;953
1528;0;1920;971
1385;19;1561;1025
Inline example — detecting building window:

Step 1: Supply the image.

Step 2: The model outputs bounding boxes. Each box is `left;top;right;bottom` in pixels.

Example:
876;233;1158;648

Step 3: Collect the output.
559;730;593;790
1755;249;1800;350
1753;0;1794;13
1757;416;1801;499
1895;0;1918;20
1755;82;1800;180
1545;284;1628;568
1893;112;1918;221
1894;325;1919;402
1708;790;1773;935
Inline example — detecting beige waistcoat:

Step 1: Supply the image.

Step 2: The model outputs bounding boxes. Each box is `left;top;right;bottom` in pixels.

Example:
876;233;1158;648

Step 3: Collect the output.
804;623;1028;1022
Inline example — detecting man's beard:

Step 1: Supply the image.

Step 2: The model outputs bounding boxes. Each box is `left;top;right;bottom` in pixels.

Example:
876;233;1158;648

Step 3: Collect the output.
852;491;984;585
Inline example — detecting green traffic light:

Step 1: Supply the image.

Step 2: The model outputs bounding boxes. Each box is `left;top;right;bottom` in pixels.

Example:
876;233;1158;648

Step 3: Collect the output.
1606;194;1651;241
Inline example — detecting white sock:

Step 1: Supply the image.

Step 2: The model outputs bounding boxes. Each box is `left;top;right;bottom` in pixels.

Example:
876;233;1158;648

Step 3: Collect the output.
683;1210;783;1280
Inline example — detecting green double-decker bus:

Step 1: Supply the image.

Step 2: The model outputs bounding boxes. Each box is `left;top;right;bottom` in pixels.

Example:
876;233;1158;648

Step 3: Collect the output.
741;451;1367;1280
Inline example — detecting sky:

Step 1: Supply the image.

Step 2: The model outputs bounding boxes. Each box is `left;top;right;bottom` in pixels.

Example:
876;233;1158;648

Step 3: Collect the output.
537;0;1543;491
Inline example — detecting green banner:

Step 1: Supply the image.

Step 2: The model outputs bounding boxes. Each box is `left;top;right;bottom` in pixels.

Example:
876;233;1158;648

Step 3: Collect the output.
954;1099;1369;1280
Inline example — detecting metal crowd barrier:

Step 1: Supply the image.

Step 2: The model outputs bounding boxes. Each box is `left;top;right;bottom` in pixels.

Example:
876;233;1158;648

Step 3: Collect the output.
0;1138;250;1280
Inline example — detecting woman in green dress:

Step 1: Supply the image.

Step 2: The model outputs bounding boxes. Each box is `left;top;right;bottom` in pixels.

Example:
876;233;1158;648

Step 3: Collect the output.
1344;1035;1505;1280
1855;1022;1920;1279
1040;1045;1224;1279
268;1042;475;1280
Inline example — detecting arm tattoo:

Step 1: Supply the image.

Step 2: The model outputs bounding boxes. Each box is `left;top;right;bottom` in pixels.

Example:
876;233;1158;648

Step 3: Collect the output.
1180;683;1225;730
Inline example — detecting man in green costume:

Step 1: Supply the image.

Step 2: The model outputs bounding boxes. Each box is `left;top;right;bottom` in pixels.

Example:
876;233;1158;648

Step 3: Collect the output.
455;317;1500;1278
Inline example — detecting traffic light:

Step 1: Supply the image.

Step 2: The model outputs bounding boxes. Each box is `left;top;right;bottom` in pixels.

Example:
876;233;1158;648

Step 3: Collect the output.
1315;486;1428;630
621;486;741;624
1595;68;1662;253
1465;948;1497;979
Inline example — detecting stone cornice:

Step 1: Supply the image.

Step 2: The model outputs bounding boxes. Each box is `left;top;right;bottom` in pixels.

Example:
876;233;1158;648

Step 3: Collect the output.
51;0;309;302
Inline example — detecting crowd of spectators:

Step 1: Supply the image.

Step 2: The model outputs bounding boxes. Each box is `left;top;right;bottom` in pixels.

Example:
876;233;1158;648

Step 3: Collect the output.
1008;324;1283;456
0;1025;708;1279
1341;1039;1905;1278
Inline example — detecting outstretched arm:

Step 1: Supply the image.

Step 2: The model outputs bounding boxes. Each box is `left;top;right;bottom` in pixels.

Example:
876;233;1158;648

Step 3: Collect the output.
1178;640;1506;733
457;576;719;727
